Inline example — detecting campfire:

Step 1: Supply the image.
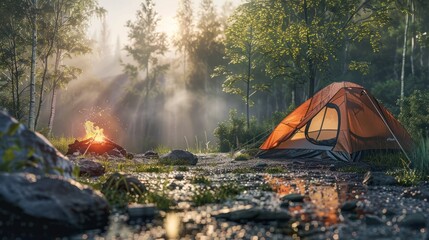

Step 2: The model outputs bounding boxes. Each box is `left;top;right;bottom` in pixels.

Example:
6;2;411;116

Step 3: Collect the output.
67;121;128;157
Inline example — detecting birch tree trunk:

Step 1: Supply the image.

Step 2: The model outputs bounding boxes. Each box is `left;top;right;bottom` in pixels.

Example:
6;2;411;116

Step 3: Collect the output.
28;0;37;131
47;49;62;135
400;11;409;109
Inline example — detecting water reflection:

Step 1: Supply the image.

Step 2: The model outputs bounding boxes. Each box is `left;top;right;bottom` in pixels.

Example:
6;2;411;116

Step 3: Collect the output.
266;177;365;225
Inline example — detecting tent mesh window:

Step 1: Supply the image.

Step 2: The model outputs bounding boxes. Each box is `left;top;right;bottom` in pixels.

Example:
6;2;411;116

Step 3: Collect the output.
305;103;340;146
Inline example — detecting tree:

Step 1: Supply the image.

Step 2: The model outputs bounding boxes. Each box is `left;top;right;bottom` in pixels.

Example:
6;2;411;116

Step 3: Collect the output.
124;0;168;97
28;0;37;131
0;0;30;121
254;0;392;97
213;1;268;128
173;0;194;83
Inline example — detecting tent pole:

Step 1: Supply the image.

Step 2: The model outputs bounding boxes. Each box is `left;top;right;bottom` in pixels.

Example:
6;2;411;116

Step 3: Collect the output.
362;90;411;162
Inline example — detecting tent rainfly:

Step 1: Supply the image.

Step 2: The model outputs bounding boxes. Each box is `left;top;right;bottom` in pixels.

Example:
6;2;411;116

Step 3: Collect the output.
258;82;413;161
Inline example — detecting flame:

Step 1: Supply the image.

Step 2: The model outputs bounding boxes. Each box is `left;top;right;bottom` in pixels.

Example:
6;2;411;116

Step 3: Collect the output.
84;121;106;142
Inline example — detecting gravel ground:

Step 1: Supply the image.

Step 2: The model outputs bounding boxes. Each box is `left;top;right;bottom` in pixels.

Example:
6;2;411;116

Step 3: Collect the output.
73;153;429;240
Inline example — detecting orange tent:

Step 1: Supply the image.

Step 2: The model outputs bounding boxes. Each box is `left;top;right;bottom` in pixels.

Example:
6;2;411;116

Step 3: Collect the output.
259;82;413;161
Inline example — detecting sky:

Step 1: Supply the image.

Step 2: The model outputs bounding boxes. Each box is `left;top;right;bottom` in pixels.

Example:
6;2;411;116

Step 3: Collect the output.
91;0;242;48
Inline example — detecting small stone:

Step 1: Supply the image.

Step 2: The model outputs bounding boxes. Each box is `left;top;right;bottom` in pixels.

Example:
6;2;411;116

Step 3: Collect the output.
168;182;178;190
329;164;336;171
253;163;268;169
174;174;184;180
399;213;427;230
77;159;105;177
340;200;358;212
365;215;384;225
281;193;305;202
143;151;159;159
280;201;289;209
127;204;158;220
213;207;290;222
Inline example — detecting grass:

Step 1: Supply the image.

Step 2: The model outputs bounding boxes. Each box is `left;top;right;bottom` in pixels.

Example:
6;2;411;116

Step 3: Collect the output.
191;176;211;185
234;153;251;161
388;168;423;186
48;136;77;155
361;151;405;170
154;145;171;155
192;183;243;206
135;164;173;173
176;166;189;172
411;137;429;176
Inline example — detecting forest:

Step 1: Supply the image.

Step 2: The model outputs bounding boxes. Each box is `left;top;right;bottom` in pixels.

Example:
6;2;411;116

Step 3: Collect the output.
1;0;428;151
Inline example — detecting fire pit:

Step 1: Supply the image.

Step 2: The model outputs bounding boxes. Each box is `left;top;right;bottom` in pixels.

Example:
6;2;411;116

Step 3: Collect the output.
66;121;128;157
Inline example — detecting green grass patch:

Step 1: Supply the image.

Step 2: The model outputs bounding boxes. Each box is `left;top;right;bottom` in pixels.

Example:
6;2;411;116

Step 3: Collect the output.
140;191;175;211
234;153;251;161
176;166;189;172
265;166;286;174
48;136;77;155
388;169;423;186
154;145;171;155
191;176;211;185
192;183;243;206
361;151;405;170
135;164;173;173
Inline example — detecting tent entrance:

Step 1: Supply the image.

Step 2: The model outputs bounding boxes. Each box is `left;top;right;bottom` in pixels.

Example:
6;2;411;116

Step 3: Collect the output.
305;103;340;146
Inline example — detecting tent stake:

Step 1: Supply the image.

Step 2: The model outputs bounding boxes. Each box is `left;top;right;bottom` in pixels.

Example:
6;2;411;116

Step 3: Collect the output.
362;90;411;163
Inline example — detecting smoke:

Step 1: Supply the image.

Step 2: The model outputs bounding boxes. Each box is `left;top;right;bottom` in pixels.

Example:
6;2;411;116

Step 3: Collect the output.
39;46;236;153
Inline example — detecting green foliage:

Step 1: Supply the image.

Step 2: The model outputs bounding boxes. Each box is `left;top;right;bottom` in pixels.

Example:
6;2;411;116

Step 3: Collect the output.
191;176;211;185
48;136;76;155
234;153;251;161
399;90;429;140
135;164;173;173
410;137;429;176
362;151;405;170
214;109;267;152
176;166;189;172
191;183;243;206
388;168;423;186
141;191;174;211
154;145;171;155
265;166;286;174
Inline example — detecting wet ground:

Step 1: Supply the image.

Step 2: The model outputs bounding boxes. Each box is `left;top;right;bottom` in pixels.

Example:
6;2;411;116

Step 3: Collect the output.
74;154;428;240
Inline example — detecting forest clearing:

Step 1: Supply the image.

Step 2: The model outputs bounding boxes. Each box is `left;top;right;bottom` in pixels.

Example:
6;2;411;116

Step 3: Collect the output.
1;0;429;239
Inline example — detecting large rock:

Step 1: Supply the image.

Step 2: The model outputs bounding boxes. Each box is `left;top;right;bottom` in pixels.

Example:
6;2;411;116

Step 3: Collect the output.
0;111;73;177
77;159;105;177
159;150;198;165
0;172;109;237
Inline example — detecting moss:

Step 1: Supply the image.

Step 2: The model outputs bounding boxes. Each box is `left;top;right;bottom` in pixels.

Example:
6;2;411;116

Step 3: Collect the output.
338;166;368;174
135;164;173;173
234;153;251;161
176;166;189;172
232;167;255;174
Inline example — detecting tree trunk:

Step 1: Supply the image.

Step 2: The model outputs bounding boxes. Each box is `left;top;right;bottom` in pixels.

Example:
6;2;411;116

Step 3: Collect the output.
35;54;51;129
48;49;62;136
410;1;415;77
28;0;37;131
400;11;409;109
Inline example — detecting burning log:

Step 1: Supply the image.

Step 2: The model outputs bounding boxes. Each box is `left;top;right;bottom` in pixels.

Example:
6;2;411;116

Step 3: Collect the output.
66;137;127;157
66;121;128;157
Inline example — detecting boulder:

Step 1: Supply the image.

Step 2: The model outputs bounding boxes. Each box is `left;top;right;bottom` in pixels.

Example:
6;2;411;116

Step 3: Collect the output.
0;172;109;237
159;150;198;165
102;172;146;195
0;111;73;177
77;159;105;177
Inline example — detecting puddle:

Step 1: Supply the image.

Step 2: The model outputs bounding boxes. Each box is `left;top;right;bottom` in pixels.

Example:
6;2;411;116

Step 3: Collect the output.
266;176;366;225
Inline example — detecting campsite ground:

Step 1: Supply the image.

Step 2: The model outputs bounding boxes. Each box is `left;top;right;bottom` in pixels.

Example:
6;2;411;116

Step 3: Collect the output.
73;153;429;240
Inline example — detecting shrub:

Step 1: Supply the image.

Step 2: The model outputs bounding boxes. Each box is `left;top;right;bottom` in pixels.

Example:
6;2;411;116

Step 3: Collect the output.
399;90;429;140
213;109;267;152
